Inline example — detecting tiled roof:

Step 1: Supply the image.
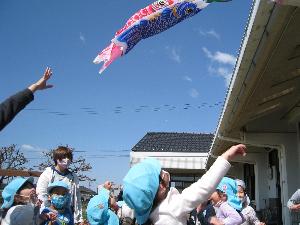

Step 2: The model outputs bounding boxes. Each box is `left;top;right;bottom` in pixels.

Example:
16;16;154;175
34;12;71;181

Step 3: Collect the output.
132;132;214;153
79;186;97;195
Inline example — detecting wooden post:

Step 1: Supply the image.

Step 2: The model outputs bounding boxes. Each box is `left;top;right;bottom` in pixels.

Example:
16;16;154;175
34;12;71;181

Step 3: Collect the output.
0;169;42;177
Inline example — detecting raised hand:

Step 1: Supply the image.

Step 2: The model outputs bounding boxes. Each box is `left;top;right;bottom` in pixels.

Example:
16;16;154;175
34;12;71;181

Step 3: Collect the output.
221;144;246;161
28;67;53;93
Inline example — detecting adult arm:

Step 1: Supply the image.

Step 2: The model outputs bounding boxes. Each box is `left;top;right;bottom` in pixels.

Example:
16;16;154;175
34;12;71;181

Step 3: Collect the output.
0;67;53;131
0;89;34;131
287;189;300;211
36;167;52;205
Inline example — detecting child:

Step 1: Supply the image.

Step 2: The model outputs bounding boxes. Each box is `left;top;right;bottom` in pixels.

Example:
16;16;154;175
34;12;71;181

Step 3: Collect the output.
236;179;265;225
208;177;244;225
117;201;135;225
191;201;216;225
36;146;83;224
1;177;41;225
41;181;73;225
122;144;246;225
87;188;119;225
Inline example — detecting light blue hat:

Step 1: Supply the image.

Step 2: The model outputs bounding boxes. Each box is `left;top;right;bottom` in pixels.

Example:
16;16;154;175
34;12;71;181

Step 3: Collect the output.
47;181;70;194
117;201;125;208
1;177;34;209
123;158;161;225
87;188;119;225
217;177;242;211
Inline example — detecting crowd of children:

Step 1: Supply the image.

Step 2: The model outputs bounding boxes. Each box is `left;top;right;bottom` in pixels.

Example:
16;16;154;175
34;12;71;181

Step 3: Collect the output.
0;143;268;225
1;69;266;224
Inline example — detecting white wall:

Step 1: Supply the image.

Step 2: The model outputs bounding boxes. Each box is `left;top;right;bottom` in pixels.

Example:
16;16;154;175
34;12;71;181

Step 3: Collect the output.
227;162;244;179
245;132;300;225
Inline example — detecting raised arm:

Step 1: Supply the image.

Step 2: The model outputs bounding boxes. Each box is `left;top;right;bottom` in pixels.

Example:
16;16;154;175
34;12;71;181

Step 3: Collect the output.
168;144;247;217
28;67;53;93
0;67;53;131
287;189;300;211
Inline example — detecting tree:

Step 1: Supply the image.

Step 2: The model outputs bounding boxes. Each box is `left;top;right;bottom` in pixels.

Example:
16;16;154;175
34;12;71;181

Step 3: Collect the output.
0;144;28;185
36;146;95;182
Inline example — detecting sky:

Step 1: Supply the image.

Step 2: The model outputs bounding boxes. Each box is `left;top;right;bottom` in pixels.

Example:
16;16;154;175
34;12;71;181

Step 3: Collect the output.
0;0;253;189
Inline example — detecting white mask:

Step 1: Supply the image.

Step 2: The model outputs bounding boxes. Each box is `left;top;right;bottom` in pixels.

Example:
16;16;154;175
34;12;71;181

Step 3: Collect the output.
57;158;71;169
18;193;38;206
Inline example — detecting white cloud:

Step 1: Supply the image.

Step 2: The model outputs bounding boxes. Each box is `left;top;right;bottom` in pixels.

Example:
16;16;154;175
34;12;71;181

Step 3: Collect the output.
79;32;86;44
165;46;181;63
21;144;35;151
207;29;220;39
196;28;220;40
183;76;192;82
202;47;235;87
20;144;46;154
208;65;232;87
189;88;199;98
202;47;236;66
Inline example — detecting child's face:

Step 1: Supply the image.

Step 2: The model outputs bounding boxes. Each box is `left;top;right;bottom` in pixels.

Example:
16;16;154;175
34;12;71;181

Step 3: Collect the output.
50;187;68;196
19;182;35;196
210;191;222;206
49;187;69;210
237;185;245;200
15;182;37;204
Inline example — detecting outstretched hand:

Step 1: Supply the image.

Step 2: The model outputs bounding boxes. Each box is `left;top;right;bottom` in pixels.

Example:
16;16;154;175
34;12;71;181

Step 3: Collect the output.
28;67;53;93
221;144;246;161
290;204;300;211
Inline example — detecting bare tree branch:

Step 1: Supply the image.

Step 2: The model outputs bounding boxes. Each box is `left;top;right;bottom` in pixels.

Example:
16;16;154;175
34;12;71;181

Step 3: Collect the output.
0;145;28;185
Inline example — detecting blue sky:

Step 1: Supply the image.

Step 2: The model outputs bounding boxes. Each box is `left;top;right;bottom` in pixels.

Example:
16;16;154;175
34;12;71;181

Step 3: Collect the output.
0;0;252;189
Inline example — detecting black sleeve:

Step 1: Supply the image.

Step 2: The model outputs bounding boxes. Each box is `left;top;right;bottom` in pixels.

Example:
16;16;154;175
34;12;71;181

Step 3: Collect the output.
0;88;34;131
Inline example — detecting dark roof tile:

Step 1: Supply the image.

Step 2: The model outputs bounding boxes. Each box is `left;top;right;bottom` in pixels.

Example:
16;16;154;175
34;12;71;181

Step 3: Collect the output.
132;132;214;153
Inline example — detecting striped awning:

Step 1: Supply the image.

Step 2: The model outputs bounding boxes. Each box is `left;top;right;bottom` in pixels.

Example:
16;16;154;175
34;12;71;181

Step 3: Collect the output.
130;152;208;170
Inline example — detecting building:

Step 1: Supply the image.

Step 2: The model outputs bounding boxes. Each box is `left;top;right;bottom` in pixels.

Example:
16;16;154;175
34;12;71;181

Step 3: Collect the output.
79;186;97;202
208;0;300;224
130;132;213;192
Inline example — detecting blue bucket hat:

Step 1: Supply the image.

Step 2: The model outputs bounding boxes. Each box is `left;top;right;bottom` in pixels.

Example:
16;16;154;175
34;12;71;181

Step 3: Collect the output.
87;188;119;225
123;158;161;225
217;177;242;211
1;177;34;209
117;201;125;208
47;181;70;194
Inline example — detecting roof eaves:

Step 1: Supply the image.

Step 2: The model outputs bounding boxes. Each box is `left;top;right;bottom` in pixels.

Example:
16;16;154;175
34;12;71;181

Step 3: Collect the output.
208;0;276;159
